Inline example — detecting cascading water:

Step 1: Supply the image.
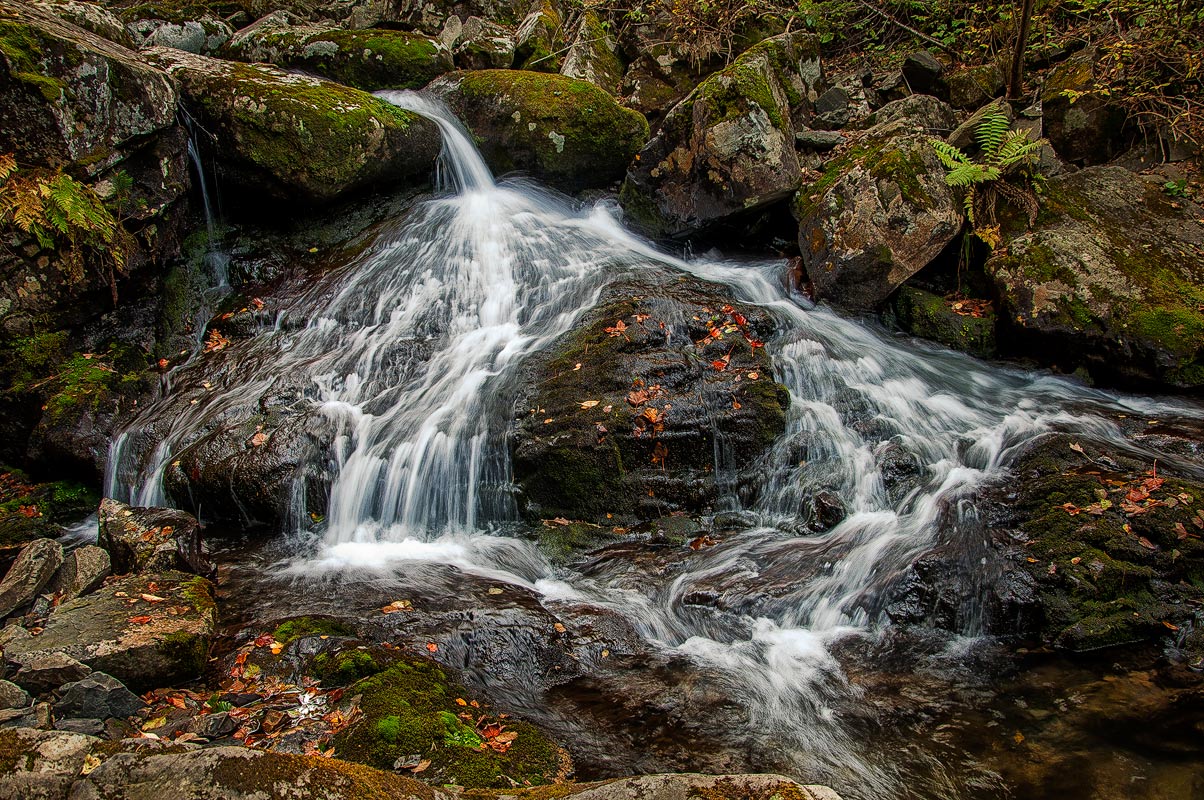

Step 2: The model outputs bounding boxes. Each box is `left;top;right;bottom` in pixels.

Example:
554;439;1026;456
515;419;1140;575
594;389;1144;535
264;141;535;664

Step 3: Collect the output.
106;92;1204;799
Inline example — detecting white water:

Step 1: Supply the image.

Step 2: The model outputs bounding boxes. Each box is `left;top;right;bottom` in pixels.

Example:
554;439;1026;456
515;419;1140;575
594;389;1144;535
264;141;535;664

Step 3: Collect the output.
107;92;1203;798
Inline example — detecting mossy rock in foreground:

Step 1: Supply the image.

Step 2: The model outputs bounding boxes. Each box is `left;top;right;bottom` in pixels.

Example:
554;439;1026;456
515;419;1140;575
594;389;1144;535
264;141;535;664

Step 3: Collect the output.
986;166;1204;390
428;69;648;193
1006;434;1204;654
333;657;567;789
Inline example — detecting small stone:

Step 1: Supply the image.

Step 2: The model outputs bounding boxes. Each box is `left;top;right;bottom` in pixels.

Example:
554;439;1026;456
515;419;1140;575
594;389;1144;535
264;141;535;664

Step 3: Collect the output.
795;128;846;151
186;711;237;739
902;50;946;94
55;717;106;736
0;538;64;618
0;679;31;710
0;700;52;729
9;651;92;694
54;672;146;721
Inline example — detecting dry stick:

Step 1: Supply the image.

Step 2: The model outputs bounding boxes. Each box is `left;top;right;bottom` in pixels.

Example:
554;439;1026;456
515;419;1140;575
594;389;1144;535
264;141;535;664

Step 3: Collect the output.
850;0;955;57
1008;0;1036;98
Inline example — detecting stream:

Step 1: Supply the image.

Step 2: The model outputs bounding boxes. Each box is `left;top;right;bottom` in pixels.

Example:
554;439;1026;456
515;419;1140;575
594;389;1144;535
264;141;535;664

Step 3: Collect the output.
98;92;1204;799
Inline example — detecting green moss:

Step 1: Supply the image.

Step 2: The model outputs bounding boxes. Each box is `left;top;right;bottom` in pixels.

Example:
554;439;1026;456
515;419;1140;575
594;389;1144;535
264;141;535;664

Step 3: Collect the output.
158;629;208;676
0;21;68;101
191;62;425;194
272;615;355;645
311;648;382;685
867;143;933;208
453;70;648;190
180;575;217;619
538;521;622;562
333;658;564;788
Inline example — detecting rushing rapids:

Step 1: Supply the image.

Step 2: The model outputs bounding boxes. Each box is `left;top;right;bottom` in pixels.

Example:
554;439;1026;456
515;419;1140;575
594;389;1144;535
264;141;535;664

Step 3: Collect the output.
102;93;1204;799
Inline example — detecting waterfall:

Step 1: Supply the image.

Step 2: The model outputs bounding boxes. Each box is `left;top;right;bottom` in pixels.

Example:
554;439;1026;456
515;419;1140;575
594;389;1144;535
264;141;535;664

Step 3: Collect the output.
185;132;230;288
105;91;1204;799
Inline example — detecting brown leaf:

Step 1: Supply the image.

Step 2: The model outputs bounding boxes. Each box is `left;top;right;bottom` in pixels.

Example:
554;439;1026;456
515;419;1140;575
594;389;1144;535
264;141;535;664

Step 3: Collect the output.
426;642;438;652
579;400;600;409
140;594;166;603
1137;536;1158;550
128;615;153;624
381;600;413;614
250;432;269;447
410;759;431;773
626;389;649;406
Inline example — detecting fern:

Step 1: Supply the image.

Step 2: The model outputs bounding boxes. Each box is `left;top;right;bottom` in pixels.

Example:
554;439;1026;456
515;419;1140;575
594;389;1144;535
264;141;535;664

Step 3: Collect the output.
929;109;1048;250
0;153;131;304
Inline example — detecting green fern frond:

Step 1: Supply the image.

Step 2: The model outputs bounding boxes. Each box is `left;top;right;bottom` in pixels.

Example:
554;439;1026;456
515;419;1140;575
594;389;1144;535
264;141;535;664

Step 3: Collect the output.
995;131;1045;170
974;108;1011;156
930;138;973;171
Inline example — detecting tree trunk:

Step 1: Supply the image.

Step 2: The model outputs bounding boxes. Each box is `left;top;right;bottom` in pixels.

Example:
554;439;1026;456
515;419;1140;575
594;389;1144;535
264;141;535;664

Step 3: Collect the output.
1008;0;1036;98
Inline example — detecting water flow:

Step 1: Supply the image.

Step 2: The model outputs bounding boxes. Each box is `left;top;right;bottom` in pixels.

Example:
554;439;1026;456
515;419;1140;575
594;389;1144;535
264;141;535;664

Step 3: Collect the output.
185;135;229;287
109;93;1204;799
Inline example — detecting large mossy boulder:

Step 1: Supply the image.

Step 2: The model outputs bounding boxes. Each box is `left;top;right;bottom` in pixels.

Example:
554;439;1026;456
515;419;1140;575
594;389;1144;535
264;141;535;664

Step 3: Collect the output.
620;32;823;238
428;69;648;192
98;497;210;576
1002;434;1204;654
2;569;216;691
224;14;451;91
512;275;789;523
144;46;441;204
792;98;963;311
986;166;1204;389
333;655;568;788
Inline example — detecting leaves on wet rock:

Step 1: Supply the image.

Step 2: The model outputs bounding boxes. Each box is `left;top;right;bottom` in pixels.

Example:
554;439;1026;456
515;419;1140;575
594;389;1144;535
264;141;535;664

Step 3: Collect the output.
381;600;413;614
203;329;230;353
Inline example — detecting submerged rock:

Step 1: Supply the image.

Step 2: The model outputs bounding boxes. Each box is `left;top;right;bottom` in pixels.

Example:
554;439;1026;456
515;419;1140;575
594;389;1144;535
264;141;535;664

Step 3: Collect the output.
98;498;210;576
620;32;823;238
224;15;452;91
428;69;649;192
512;275;789;522
986;166;1204;389
144;47;441;204
792;99;962;311
2;570;217;691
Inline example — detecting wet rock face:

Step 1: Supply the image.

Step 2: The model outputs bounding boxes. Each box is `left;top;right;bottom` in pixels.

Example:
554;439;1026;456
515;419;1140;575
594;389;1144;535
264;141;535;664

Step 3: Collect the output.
792;98;963;311
620;32;823;238
428;69;649;192
7;651;91;694
224;14;452;92
511;275;789;522
986;166;1204;389
2;569;217;691
991;432;1204;655
143;47;441;205
52;671;144;720
98;498;210;576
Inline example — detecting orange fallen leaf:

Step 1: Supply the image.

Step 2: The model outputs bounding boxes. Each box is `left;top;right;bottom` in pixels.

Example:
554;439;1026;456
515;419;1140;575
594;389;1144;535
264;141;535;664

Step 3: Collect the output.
129;615;153;624
426;642;438;652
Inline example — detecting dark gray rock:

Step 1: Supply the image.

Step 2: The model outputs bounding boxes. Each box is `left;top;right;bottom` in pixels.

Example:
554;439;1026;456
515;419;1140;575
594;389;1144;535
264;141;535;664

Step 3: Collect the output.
512;276;789;522
7;651;91;695
620;32;823;237
54;672;144;721
184;710;237;739
98;498;209;576
809;490;847;532
45;545;110;602
0;539;63;619
795;128;846;150
0;679;30;710
902;50;946;95
54;716;105;736
1041;48;1130;165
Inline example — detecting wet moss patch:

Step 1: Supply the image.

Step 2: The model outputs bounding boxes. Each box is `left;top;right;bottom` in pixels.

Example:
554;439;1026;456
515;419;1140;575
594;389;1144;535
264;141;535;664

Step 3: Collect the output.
332;656;566;788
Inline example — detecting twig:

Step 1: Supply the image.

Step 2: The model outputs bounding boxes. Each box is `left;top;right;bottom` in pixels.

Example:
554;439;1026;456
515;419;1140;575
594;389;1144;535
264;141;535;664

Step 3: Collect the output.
850;0;956;56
